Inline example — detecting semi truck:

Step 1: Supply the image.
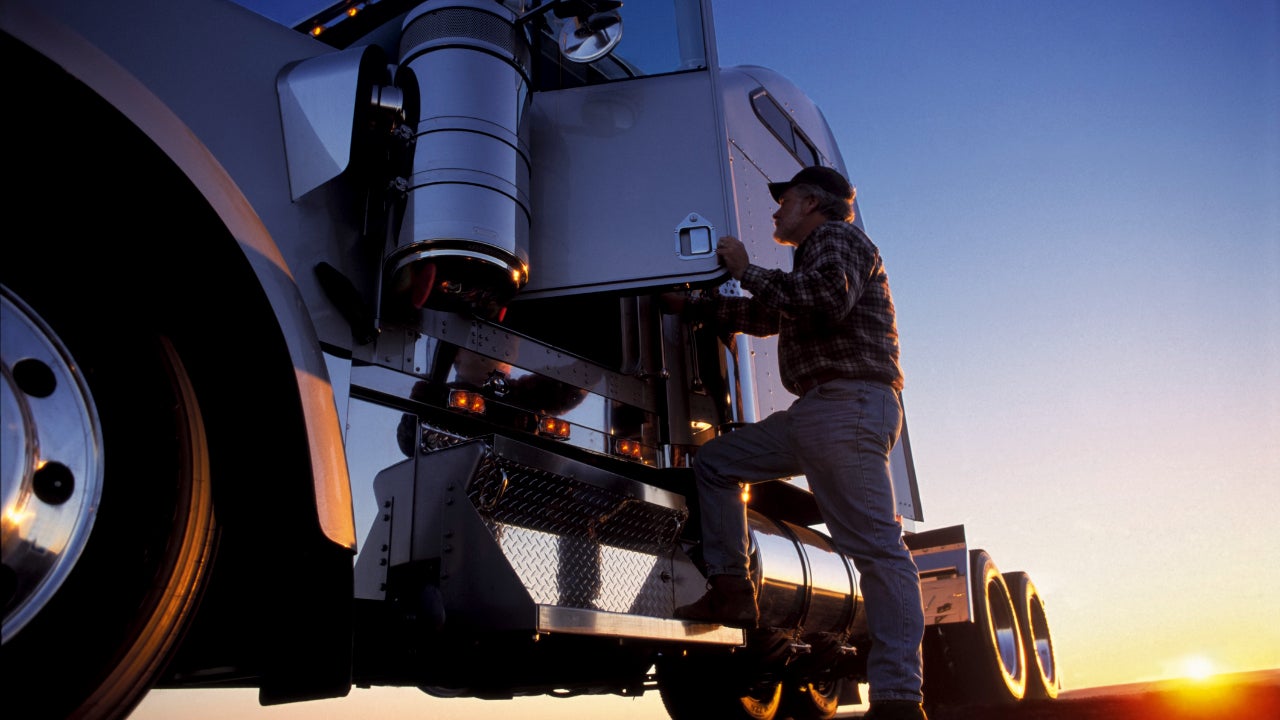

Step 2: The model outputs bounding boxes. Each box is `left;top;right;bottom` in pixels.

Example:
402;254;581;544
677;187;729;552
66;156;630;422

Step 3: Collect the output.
0;1;1061;718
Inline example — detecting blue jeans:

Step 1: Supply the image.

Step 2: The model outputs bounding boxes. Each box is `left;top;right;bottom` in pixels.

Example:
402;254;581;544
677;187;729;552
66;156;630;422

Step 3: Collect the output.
692;379;924;703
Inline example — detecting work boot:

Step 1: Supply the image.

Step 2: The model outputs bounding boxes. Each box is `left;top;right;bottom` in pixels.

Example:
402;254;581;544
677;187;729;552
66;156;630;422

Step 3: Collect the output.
862;700;928;720
673;574;758;628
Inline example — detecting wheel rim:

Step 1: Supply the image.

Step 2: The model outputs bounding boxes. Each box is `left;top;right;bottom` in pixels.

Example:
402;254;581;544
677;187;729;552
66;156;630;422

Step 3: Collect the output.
739;679;783;719
788;678;841;720
1;287;104;643
986;573;1024;691
1;284;216;720
1030;602;1056;685
1024;582;1058;696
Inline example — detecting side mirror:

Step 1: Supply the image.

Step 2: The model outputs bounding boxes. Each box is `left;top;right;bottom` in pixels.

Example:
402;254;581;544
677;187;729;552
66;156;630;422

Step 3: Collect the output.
558;9;621;63
519;0;624;64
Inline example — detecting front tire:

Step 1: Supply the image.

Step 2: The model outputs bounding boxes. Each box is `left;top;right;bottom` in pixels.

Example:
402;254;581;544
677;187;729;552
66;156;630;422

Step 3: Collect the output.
1;286;216;720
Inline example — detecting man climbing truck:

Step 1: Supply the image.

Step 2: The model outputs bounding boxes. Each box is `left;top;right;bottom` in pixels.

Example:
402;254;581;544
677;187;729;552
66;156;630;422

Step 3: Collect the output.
0;2;1060;719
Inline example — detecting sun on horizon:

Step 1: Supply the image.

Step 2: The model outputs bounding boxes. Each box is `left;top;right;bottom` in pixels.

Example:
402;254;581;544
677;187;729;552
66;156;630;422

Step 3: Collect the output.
1180;655;1216;682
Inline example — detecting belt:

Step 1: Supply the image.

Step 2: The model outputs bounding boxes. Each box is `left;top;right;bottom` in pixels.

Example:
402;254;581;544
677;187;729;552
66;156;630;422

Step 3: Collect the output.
794;370;895;396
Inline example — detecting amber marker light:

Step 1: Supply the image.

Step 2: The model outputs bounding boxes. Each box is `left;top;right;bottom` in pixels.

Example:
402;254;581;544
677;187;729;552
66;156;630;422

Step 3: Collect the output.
536;415;571;440
614;438;644;460
447;389;486;414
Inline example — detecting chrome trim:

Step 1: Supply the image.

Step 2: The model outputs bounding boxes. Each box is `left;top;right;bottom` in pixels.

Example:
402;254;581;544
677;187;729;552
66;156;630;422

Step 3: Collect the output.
536;605;743;646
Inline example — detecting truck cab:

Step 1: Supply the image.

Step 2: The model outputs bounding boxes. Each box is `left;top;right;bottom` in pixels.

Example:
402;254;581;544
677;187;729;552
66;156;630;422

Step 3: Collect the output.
0;2;1056;719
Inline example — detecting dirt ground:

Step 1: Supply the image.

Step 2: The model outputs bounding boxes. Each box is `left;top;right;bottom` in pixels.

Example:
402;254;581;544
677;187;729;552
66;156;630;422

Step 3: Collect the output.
839;669;1280;719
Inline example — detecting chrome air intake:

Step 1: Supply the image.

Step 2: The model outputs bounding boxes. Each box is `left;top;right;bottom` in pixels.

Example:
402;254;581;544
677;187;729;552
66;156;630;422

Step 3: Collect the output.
387;0;532;315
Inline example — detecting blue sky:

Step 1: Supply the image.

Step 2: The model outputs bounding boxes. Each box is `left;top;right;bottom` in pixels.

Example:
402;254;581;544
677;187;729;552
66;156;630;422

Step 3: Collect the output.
710;0;1279;691
132;1;1279;717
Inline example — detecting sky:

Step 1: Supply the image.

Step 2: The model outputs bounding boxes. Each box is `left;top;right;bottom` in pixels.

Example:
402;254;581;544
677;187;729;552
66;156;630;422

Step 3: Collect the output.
132;0;1279;718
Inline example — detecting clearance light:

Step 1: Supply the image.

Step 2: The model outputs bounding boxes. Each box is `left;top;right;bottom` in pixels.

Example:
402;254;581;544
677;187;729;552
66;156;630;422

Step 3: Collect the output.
448;389;486;414
536;415;571;440
310;25;324;36
614;438;644;460
690;420;712;432
347;6;359;18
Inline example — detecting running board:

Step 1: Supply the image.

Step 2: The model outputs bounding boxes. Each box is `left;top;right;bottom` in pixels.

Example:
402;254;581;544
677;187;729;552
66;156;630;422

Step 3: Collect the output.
537;605;744;645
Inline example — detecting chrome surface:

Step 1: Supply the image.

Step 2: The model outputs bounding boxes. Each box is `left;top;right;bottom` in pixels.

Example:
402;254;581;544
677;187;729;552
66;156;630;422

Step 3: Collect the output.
536;605;743;645
389;0;533;306
788;522;858;635
908;525;972;625
749;512;858;636
674;212;716;259
522;3;731;298
350;315;662;465
475;434;687;528
490;523;670;614
415;309;654;411
557;12;622;64
1;287;104;642
1026;584;1058;691
277;44;395;200
988;573;1024;687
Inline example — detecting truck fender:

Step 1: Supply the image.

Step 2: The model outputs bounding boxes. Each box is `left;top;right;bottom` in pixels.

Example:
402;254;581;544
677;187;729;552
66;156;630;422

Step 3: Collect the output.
1;0;356;550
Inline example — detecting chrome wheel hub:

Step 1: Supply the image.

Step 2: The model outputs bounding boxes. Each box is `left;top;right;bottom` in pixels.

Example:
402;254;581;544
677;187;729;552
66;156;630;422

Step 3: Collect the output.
1;286;104;642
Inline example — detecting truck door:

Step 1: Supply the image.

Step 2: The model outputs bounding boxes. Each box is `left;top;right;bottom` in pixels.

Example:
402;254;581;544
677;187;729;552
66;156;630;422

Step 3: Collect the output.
521;0;731;297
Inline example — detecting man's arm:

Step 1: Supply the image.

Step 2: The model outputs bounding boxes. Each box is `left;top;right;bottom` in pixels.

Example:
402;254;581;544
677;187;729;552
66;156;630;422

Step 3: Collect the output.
739;226;869;322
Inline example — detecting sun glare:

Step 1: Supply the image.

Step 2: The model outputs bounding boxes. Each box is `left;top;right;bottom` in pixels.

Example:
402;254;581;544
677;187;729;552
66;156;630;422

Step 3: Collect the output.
1181;655;1216;681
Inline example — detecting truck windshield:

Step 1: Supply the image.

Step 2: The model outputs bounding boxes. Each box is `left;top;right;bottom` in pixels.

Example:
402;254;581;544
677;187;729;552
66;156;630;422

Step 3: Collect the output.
231;0;708;88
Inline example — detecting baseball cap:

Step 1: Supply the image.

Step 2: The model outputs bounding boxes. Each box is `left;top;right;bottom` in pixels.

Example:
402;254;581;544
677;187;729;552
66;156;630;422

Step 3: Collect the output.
767;166;852;202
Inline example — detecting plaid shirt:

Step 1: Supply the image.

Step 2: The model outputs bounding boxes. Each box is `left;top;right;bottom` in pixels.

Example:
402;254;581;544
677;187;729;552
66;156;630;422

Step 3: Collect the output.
693;221;903;393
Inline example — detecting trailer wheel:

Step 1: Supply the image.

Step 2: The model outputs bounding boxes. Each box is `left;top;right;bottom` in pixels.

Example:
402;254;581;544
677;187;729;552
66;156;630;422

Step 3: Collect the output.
1;286;215;720
922;549;1026;707
1003;571;1059;700
655;653;782;720
781;677;842;720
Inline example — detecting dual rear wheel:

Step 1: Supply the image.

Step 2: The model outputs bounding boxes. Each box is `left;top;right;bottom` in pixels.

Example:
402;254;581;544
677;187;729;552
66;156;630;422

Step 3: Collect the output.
923;550;1059;709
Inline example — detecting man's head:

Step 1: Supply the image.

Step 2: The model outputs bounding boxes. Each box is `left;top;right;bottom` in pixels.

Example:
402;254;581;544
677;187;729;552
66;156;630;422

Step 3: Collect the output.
768;166;853;205
768;166;855;244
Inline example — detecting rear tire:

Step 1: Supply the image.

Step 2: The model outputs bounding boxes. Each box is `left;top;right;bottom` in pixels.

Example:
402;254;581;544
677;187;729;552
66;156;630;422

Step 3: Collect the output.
922;549;1026;707
1;286;215;720
1003;571;1059;700
656;651;783;720
781;677;842;720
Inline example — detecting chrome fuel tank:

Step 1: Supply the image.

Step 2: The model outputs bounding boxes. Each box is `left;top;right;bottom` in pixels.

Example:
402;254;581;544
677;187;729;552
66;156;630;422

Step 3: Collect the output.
749;511;861;638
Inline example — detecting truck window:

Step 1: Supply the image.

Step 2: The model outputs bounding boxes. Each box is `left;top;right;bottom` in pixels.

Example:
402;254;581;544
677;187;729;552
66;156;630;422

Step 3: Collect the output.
751;88;821;167
231;1;708;90
531;0;708;91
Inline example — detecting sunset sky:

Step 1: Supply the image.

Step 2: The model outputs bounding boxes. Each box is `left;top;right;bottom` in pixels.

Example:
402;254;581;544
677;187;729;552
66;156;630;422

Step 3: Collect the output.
132;0;1279;718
